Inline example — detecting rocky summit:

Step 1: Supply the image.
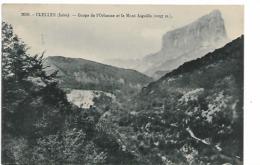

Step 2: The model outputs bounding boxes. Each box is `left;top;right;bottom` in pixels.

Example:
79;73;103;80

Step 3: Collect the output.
143;10;228;78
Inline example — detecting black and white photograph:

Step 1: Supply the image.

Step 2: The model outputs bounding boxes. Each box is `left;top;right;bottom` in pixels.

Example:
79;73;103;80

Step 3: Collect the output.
1;4;245;165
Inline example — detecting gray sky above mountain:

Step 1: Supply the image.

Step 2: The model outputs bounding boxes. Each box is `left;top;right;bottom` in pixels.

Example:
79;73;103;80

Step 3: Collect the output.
3;5;243;63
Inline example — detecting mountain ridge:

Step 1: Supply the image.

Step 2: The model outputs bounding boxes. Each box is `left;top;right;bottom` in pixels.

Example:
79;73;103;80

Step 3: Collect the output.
44;56;152;94
144;35;243;92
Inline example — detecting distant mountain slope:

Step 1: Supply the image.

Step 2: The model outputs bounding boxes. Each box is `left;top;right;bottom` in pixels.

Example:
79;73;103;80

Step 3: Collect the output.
44;56;152;94
124;36;243;164
143;10;229;78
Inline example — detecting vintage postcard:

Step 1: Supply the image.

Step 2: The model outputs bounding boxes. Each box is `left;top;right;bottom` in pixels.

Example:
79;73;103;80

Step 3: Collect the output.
2;4;243;165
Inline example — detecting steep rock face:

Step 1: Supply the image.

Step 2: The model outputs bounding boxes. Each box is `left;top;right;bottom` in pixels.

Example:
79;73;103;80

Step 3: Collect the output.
144;10;228;78
44;56;152;93
160;10;227;56
66;89;115;109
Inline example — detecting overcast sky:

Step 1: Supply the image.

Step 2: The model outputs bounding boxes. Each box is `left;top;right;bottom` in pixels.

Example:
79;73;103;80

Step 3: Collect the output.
3;5;243;63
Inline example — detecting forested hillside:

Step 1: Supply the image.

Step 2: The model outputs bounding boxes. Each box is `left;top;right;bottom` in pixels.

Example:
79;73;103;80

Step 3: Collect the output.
117;36;243;164
45;56;152;107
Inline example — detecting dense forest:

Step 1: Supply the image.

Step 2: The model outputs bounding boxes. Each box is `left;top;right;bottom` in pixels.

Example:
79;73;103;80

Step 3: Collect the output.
2;22;243;165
